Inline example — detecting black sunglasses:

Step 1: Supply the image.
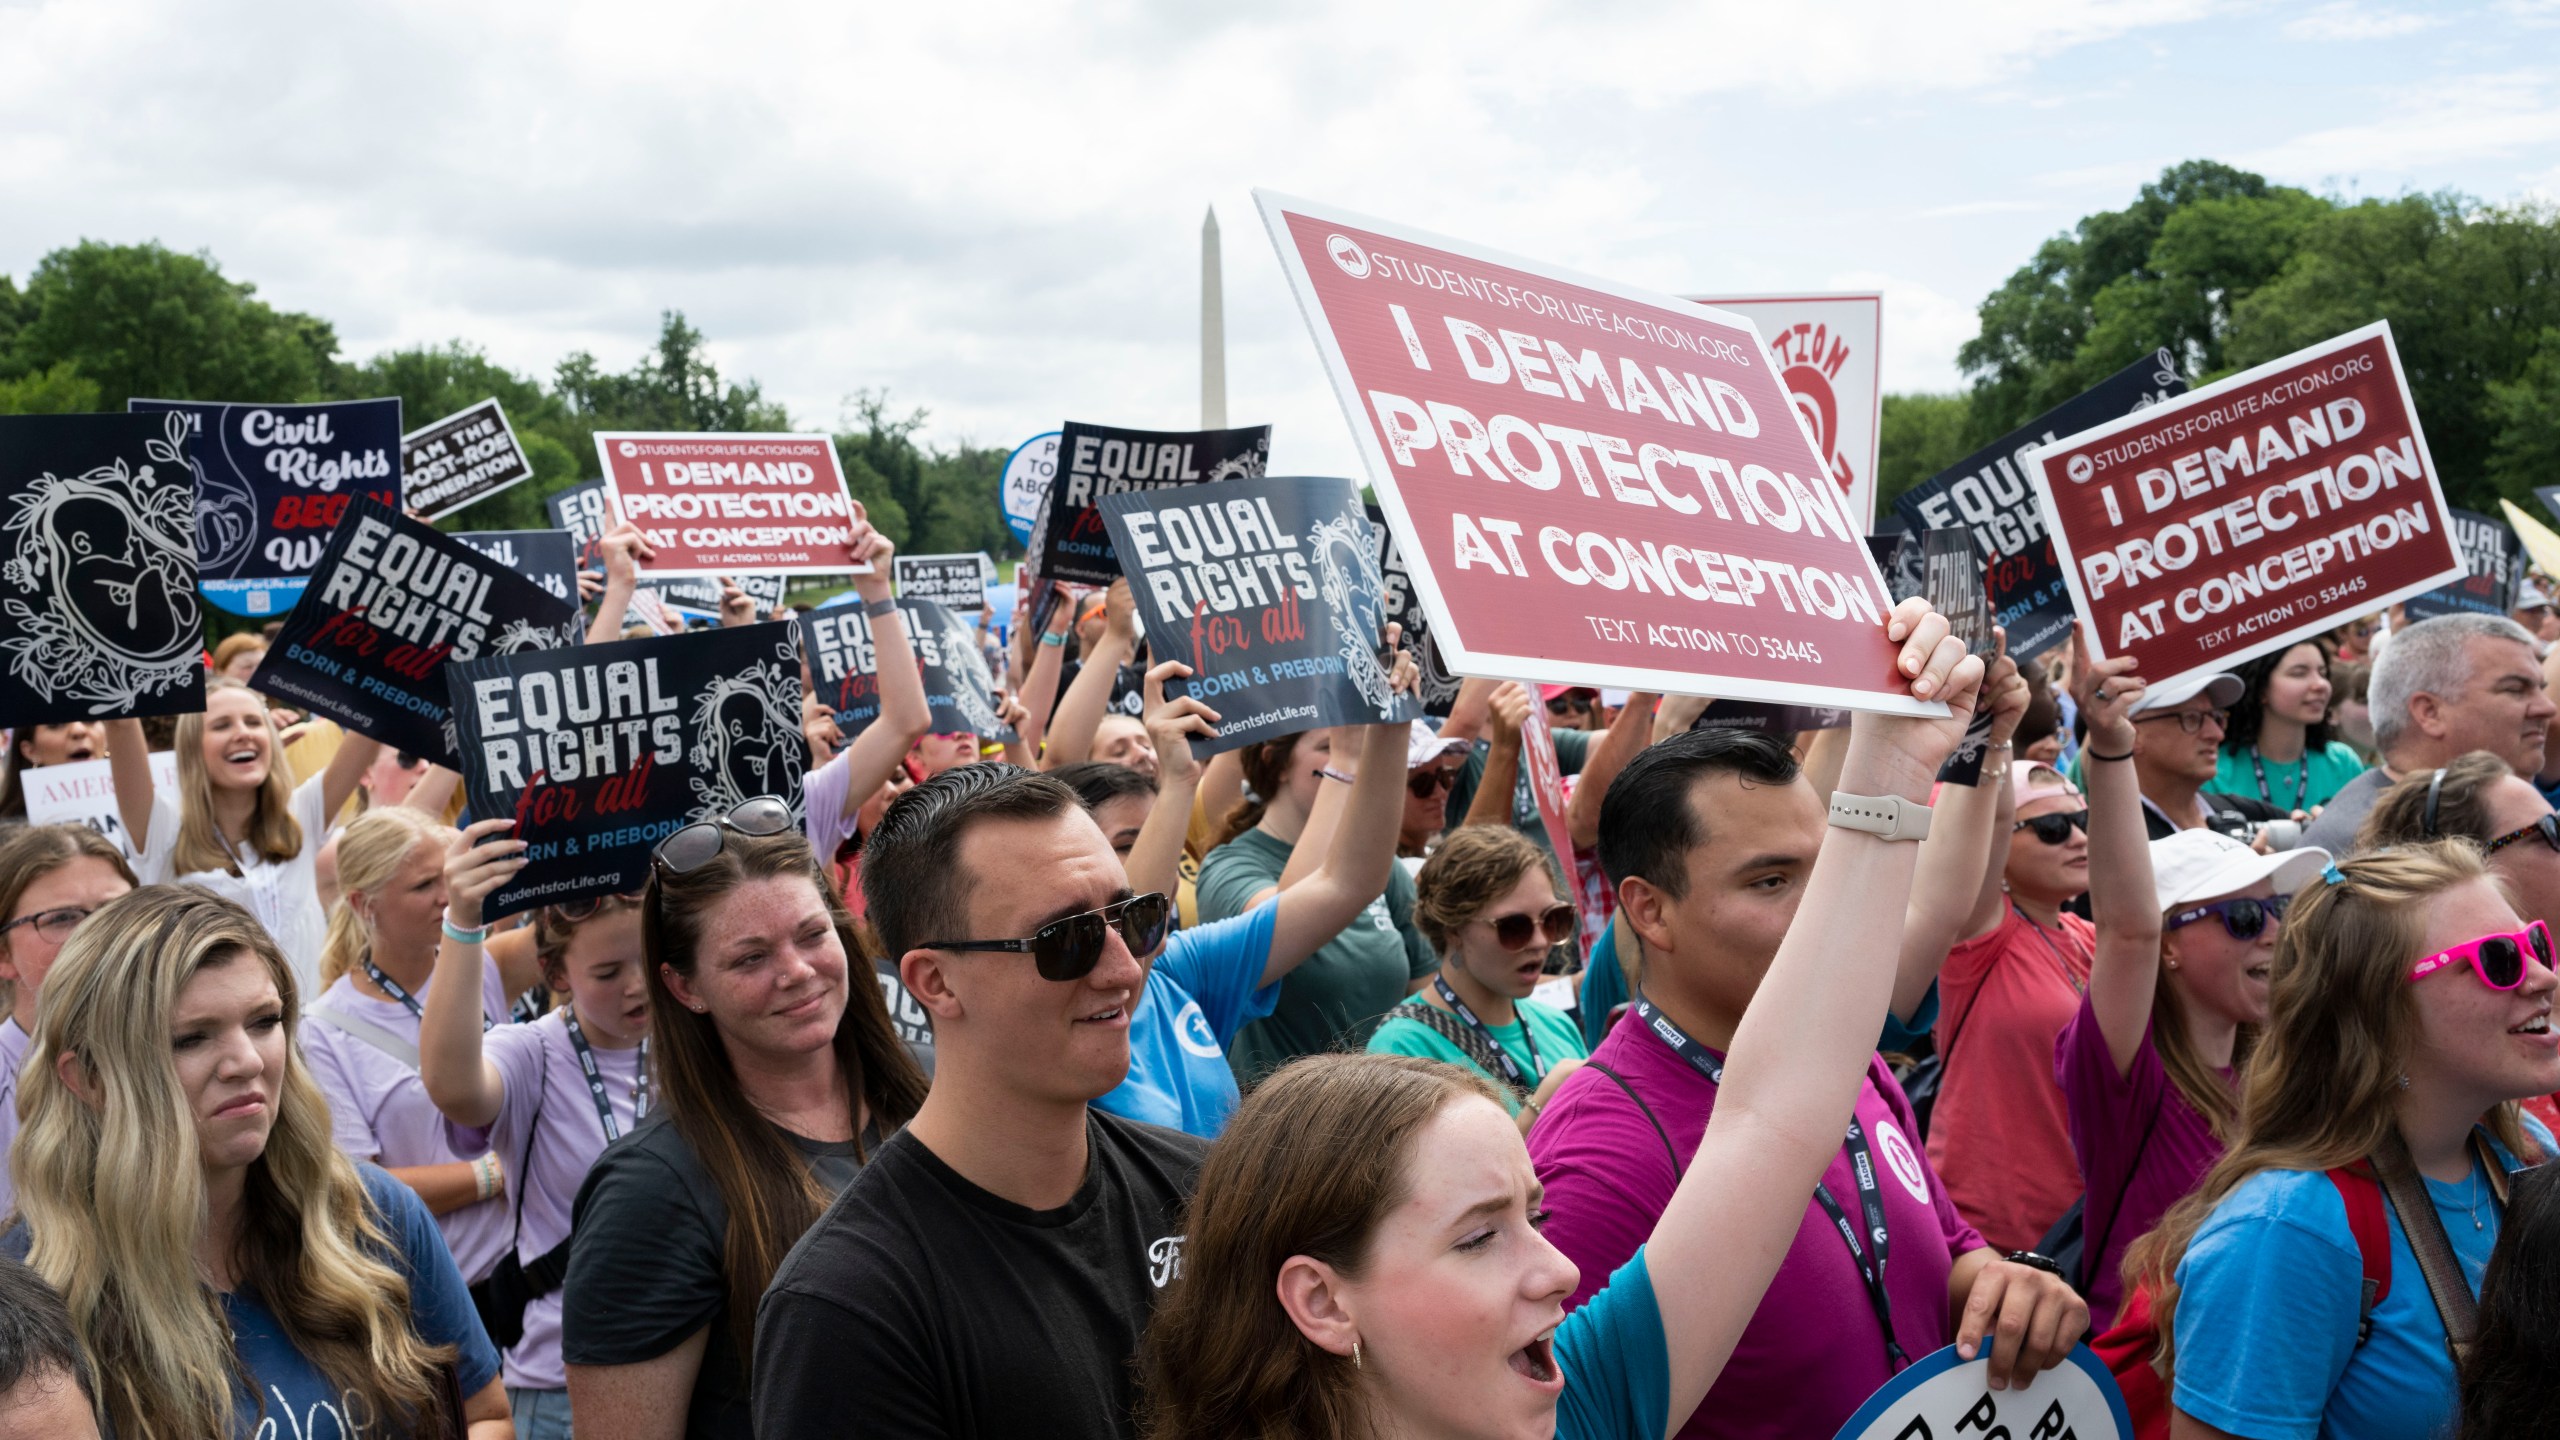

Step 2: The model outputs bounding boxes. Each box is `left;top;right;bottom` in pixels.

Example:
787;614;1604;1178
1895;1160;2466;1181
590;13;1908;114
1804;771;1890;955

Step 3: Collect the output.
2012;810;2091;845
1545;695;1591;715
1408;767;1460;800
651;796;797;876
2487;814;2560;856
550;891;648;923
1485;903;1577;951
922;892;1172;982
2165;893;2291;942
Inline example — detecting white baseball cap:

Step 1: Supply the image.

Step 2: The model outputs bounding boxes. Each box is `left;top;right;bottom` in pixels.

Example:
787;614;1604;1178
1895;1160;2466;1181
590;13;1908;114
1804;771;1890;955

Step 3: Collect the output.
2133;671;2245;716
2149;828;2330;912
1407;722;1468;770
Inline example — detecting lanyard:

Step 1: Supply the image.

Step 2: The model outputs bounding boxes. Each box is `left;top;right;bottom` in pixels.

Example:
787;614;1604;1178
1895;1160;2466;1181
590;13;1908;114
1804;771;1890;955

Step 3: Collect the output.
1433;975;1542;1090
562;1005;648;1143
2249;748;2309;812
1629;995;1908;1373
361;958;493;1032
2008;903;2090;997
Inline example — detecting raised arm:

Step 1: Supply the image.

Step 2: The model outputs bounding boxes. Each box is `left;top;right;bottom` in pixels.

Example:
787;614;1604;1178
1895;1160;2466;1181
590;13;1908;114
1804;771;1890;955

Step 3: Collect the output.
419;818;528;1130
405;764;462;819
317;729;384;826
1461;684;1531;830
1566;693;1659;850
2077;657;2164;1078
1646;597;1979;1425
1014;583;1075;743
1042;578;1136;769
1799;724;1851;806
104;717;155;848
1264;712;1415;987
831;517;931;821
1126;661;1220;902
585;523;655;645
1894;649;2030;1020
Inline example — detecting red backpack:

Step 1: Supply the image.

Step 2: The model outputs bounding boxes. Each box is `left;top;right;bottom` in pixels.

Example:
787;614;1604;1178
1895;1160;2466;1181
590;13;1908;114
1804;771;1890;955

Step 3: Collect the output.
2093;1164;2392;1439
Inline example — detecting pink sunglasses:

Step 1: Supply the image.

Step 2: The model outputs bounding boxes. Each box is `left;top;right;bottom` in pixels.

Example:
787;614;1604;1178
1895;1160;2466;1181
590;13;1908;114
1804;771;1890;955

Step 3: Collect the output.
2408;919;2554;991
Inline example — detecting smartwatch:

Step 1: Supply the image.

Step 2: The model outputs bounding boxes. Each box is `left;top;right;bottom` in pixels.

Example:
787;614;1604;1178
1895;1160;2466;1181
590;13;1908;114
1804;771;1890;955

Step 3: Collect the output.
2002;1249;2066;1279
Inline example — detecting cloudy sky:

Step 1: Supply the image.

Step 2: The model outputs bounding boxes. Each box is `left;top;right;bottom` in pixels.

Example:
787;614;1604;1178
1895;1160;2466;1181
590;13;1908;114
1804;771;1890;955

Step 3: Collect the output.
5;0;2557;477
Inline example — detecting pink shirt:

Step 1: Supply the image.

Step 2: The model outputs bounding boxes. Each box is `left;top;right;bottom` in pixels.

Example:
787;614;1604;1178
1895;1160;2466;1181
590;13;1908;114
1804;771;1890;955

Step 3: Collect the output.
1927;907;2091;1251
1530;1013;1985;1439
2054;990;2226;1330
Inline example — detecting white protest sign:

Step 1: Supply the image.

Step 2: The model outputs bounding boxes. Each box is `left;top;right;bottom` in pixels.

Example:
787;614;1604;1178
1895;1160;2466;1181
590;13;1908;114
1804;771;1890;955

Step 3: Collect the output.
1687;292;1882;532
1002;432;1061;544
894;553;997;613
1832;1345;2130;1440
21;752;181;858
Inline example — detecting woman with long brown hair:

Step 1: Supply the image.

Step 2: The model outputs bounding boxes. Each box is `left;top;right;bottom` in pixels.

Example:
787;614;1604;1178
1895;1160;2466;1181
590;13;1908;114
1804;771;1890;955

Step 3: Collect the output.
561;800;927;1440
0;824;135;1216
2130;841;2558;1440
6;885;507;1438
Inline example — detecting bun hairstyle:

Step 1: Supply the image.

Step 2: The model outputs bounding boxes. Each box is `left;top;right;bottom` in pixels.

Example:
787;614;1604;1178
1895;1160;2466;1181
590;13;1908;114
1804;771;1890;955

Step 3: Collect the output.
1213;733;1309;850
1413;825;1559;955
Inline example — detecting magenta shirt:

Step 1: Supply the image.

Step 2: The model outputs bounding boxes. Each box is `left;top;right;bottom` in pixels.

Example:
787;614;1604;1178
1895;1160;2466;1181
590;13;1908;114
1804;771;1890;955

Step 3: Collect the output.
443;1009;648;1392
1529;1013;1985;1439
2053;990;2226;1331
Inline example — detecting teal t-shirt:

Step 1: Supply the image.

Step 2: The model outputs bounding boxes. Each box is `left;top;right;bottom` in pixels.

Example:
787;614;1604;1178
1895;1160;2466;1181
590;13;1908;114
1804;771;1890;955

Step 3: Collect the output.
2213;740;2367;812
1445;726;1595;858
1198;825;1436;1081
1368;996;1589;1112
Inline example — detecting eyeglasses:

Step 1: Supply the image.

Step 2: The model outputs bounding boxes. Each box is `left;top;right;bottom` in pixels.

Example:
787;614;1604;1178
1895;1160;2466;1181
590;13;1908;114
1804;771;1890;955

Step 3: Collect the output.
2135;708;2229;735
921;892;1171;982
2165;893;2290;942
2487;814;2560;856
1408;767;1461;801
550;891;648;923
2409;919;2555;991
1483;903;1577;951
2012;810;2090;845
0;906;96;945
651;796;796;876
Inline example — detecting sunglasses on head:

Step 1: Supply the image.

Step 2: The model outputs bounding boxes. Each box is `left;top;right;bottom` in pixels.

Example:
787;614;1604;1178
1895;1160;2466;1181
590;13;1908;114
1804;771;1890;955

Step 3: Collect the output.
923;892;1172;982
2410;919;2555;991
1483;903;1576;951
550;891;648;923
1408;766;1460;800
651;796;796;877
2165;893;2290;942
2012;810;2090;845
2488;814;2560;856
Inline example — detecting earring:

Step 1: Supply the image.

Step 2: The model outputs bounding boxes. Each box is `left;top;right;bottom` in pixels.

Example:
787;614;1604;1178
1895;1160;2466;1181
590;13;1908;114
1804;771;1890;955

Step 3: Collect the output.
2399;1073;2411;1091
1351;1340;1362;1371
2166;959;2179;971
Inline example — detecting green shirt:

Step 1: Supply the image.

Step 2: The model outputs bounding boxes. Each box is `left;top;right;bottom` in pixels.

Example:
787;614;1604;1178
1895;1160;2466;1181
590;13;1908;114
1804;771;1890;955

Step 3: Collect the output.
1197;826;1436;1081
1444;726;1595;860
2212;740;2367;812
1368;997;1588;1114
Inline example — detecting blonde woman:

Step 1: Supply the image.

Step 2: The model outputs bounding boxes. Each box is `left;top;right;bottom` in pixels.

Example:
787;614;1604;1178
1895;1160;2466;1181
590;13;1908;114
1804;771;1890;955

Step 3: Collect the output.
4;885;507;1438
300;807;539;1298
107;678;384;996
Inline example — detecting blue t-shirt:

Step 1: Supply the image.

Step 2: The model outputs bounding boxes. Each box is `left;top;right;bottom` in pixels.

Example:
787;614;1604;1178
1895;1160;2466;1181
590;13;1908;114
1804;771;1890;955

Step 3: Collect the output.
1556;1249;1672;1440
1095;900;1280;1138
2171;1122;2550;1440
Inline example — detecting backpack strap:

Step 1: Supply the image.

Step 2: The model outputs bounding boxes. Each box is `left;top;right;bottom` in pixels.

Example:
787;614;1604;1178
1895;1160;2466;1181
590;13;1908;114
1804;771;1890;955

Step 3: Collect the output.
1584;1060;1682;1179
306;1003;420;1071
2372;1130;2484;1362
2324;1162;2392;1346
1386;1001;1531;1100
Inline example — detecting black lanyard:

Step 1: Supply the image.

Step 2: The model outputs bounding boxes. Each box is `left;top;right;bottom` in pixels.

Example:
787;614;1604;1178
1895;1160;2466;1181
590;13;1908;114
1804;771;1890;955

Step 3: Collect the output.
561;1005;648;1143
1433;975;1542;1090
1629;995;1908;1373
2249;748;2308;811
362;958;493;1032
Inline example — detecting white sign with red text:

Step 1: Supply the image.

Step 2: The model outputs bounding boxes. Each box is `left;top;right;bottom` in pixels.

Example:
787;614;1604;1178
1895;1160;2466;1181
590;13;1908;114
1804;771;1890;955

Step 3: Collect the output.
594;431;868;577
1687;293;1881;532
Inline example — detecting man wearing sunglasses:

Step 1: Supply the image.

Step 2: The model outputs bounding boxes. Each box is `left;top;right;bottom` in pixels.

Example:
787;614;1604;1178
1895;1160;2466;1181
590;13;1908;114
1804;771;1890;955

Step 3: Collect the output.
755;764;1210;1440
2121;671;2287;843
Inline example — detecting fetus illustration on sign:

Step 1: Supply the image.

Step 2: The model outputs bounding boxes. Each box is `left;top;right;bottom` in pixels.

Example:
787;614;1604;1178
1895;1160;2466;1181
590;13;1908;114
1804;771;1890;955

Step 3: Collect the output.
1310;509;1397;717
2;412;203;714
688;638;806;812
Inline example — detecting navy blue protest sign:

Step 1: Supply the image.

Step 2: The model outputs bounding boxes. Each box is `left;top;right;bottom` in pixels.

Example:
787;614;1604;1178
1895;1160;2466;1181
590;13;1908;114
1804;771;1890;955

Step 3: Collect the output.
445;620;807;919
129;396;403;620
253;497;583;767
546;477;782;614
1893;350;2186;663
453;529;580;604
801;597;1014;742
1101;474;1420;757
1368;501;1463;717
2403;507;2521;620
0;411;207;726
1032;421;1271;585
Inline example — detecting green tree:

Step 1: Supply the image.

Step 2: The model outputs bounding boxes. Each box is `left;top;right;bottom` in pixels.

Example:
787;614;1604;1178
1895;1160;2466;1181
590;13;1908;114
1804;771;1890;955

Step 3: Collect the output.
2487;327;2560;499
0;360;103;415
3;240;338;407
554;310;790;450
333;341;581;528
1876;392;1971;512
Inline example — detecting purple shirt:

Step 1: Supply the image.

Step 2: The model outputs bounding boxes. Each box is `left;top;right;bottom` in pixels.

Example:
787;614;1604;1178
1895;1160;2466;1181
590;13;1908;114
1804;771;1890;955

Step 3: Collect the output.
299;959;512;1283
2054;990;2226;1331
1529;1012;1985;1440
0;1018;25;1219
443;1009;648;1391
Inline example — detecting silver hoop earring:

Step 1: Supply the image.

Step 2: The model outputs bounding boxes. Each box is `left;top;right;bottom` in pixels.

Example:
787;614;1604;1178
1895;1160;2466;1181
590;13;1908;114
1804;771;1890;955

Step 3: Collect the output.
1352;1340;1362;1371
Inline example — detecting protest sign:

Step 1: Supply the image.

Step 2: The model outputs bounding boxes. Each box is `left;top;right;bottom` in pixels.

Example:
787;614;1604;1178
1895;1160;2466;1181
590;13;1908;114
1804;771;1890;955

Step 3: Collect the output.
546;478;783;615
2402;508;2522;620
1832;1344;2129;1440
129;396;402;619
445;620;807;919
1894;350;2187;665
21;752;180;858
1518;698;1581;935
453;529;580;604
2537;486;2560;530
1032;421;1272;585
2502;499;2560;586
1368;502;1465;716
2029;322;2461;694
1922;528;2000;785
894;552;996;613
1002;431;1060;544
0;411;207;726
594;431;866;577
1686;292;1882;531
1099;473;1421;757
404;398;534;520
253;497;584;767
801;597;1015;743
1257;191;1935;718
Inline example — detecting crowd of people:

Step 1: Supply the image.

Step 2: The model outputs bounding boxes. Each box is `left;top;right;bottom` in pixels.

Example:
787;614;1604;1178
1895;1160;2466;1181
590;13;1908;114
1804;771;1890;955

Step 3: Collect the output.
1;501;2559;1440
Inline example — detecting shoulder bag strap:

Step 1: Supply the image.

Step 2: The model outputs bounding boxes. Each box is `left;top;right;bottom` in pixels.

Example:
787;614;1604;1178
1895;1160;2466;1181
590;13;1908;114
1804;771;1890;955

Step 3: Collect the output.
2372;1130;2483;1361
1387;1001;1531;1100
1583;1060;1682;1179
306;1003;420;1071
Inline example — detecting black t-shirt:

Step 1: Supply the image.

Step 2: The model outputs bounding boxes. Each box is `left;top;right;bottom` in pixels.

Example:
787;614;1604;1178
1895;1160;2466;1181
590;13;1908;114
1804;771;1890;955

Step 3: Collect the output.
563;1110;874;1440
753;1107;1209;1440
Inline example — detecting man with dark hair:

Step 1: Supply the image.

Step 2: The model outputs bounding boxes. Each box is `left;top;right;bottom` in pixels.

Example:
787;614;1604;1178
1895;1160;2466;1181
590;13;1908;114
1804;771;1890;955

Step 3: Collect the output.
0;1256;99;1440
754;762;1209;1440
2124;672;2284;841
1530;725;2087;1438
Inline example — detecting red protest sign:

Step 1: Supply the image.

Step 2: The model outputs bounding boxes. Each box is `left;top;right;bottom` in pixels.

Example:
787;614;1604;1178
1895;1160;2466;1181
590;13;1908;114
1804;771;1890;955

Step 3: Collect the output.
594;431;869;577
1257;192;1937;718
1518;698;1581;930
2027;323;2460;692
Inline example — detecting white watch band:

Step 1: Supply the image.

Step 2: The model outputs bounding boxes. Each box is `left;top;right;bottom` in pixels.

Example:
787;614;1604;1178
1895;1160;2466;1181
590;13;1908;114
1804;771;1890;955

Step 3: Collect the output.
1827;791;1933;842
